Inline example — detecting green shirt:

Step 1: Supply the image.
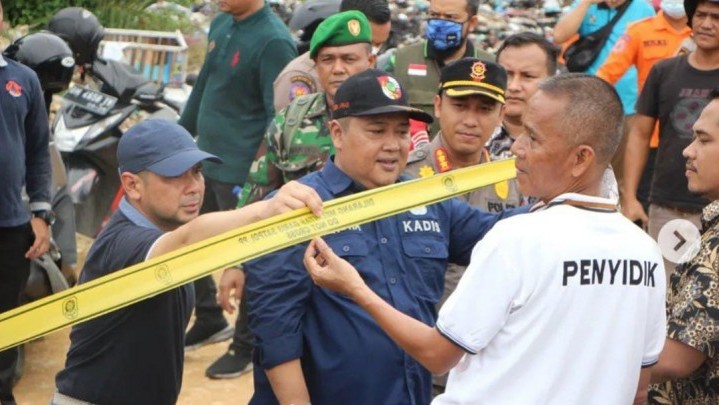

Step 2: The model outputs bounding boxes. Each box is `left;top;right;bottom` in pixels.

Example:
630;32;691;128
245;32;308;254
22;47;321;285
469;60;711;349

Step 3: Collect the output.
179;3;297;184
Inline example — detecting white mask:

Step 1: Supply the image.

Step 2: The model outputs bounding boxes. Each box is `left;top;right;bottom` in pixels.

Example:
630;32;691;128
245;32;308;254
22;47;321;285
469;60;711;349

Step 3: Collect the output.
661;0;686;19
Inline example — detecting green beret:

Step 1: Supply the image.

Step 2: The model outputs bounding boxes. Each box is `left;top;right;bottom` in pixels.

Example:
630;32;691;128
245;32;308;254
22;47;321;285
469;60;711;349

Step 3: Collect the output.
309;10;371;59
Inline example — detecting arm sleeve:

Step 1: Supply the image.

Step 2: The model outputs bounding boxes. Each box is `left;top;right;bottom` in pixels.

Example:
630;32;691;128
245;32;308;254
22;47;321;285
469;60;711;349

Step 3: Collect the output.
25;72;51;209
245;244;313;369
635;63;662;118
436;227;520;353
258;38;298;129
596;29;639;85
236;112;287;208
273;69;317;112
666;249;719;360
643;249;666;367
178;21;217;135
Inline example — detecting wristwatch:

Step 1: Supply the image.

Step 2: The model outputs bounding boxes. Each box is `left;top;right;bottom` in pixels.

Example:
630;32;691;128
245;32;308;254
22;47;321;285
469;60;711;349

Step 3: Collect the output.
32;209;57;226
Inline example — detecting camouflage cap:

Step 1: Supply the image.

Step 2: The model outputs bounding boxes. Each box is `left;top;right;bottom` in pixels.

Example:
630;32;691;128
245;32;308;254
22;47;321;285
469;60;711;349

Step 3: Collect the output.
309;10;371;59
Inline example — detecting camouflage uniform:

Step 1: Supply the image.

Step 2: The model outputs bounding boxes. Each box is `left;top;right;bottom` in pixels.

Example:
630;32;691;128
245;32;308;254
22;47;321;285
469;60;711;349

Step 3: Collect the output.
237;92;332;207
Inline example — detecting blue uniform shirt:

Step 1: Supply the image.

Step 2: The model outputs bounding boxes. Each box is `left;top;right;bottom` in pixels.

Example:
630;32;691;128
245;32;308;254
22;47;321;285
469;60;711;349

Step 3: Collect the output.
570;0;655;114
246;158;523;405
0;55;51;226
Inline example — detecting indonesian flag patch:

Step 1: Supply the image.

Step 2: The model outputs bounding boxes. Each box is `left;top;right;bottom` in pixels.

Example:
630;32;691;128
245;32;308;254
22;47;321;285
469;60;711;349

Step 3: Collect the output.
407;64;427;77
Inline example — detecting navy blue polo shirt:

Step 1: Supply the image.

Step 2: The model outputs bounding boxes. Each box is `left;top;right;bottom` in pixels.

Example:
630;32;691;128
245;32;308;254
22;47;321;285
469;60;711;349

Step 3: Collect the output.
246;158;522;405
55;198;194;405
0;55;51;226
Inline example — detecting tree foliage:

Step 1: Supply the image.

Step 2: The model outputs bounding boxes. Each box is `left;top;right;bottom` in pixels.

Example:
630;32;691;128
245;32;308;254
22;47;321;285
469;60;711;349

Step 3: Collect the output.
4;0;195;31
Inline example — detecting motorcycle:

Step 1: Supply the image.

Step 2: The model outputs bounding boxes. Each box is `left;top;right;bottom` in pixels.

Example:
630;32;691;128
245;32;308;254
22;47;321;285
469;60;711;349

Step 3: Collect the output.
53;56;182;237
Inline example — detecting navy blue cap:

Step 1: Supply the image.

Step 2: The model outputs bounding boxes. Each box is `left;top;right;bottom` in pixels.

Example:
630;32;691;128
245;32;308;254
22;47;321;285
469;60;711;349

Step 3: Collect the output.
117;119;222;177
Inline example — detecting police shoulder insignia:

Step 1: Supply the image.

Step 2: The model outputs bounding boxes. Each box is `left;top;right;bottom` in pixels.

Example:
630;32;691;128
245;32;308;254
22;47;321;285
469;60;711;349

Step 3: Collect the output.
348;19;361;36
288;75;315;101
470;61;486;81
434;147;452;173
419;165;435;178
495;180;509;200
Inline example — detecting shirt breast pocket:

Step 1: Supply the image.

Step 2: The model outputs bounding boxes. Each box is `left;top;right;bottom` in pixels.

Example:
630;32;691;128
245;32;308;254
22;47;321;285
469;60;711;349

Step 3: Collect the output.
401;236;448;302
322;233;370;296
642;44;670;63
324;233;368;258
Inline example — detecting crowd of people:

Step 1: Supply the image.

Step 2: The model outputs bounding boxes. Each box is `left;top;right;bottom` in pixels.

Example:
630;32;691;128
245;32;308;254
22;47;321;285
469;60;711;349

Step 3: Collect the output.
1;0;719;403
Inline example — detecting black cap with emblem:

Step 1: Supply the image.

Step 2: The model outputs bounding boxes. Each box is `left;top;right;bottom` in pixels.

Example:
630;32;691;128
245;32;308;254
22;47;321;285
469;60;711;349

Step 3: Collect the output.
438;57;508;104
331;69;434;123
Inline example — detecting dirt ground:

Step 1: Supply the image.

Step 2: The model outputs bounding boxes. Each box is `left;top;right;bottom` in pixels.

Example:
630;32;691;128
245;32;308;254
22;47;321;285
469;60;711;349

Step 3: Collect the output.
12;235;255;404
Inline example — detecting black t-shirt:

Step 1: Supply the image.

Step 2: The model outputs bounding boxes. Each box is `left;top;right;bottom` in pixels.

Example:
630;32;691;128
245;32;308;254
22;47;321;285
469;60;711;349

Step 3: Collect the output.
55;209;194;405
636;55;716;211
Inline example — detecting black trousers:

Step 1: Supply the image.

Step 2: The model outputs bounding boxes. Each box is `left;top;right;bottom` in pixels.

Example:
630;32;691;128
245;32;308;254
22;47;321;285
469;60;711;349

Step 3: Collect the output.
193;178;252;353
0;223;33;402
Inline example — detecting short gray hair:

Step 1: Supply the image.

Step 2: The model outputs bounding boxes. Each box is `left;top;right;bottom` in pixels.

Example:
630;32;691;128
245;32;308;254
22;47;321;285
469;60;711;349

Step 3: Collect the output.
538;74;624;164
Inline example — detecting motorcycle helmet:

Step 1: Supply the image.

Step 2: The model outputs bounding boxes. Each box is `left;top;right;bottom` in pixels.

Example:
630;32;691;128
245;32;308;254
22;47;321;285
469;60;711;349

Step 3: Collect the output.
3;31;76;94
288;0;341;54
47;7;105;66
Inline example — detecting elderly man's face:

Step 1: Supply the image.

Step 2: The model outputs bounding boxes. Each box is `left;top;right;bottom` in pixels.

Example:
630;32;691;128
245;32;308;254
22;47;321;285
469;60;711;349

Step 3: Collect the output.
435;93;504;159
316;43;375;101
130;164;205;231
498;44;553;122
683;99;719;200
510;91;576;202
331;113;411;189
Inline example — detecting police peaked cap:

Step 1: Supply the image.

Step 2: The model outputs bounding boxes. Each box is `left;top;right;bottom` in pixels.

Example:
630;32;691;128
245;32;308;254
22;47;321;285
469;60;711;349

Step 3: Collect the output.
439;58;508;104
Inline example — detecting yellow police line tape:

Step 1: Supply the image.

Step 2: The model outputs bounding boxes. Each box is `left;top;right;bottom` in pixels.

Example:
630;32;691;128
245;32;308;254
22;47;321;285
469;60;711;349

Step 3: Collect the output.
0;158;516;351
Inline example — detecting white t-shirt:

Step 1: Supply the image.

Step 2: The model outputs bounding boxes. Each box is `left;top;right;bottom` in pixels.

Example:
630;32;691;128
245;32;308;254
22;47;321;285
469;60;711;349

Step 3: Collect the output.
434;193;666;405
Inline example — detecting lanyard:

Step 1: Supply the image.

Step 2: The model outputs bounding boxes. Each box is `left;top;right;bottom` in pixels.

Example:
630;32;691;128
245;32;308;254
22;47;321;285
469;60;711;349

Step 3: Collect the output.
532;196;618;213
